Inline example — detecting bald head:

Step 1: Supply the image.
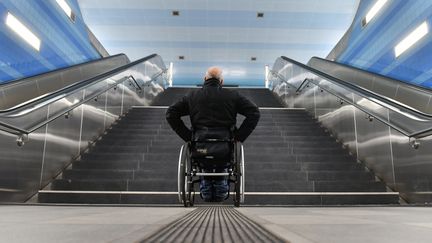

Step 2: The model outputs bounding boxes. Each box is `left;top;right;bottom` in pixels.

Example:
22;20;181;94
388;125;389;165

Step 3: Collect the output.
204;66;224;84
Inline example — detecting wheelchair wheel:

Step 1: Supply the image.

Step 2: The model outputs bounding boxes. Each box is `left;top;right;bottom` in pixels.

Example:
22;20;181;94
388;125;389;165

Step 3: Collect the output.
184;154;194;207
234;143;244;207
178;144;193;207
240;144;245;204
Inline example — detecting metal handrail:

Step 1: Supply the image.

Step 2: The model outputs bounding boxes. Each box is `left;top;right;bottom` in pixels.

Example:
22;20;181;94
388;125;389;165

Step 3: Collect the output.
268;70;298;91
0;54;167;136
300;77;409;137
24;75;151;135
128;75;142;91
275;56;432;139
295;78;309;94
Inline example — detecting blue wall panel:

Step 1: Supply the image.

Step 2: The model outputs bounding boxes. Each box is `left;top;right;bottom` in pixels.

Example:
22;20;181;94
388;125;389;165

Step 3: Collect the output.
0;0;100;84
336;0;432;89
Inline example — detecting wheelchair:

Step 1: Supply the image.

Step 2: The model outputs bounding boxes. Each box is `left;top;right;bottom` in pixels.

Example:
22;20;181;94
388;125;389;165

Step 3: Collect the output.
177;127;245;207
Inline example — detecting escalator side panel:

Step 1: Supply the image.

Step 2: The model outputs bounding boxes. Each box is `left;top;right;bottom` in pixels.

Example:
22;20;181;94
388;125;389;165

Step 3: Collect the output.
0;55;167;203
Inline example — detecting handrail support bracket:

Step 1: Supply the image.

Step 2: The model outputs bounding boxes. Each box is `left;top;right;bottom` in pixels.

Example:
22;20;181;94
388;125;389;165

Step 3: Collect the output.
409;137;420;149
16;134;29;147
127;75;142;91
296;78;311;95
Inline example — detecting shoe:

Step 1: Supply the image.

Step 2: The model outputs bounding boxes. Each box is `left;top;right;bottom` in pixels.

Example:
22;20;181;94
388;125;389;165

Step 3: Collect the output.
213;196;226;202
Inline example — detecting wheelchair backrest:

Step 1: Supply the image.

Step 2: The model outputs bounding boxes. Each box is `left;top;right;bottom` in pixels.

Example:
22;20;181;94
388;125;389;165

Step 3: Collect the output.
191;127;233;163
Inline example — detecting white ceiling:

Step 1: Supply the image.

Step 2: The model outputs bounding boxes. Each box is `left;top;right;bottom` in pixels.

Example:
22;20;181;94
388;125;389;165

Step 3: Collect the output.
78;0;359;86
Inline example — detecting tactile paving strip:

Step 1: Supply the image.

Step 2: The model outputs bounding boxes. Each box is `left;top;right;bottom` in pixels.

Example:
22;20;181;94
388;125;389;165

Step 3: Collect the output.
140;206;288;243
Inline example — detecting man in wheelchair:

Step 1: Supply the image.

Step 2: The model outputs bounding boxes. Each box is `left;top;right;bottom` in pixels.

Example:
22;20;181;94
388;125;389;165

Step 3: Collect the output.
166;66;260;202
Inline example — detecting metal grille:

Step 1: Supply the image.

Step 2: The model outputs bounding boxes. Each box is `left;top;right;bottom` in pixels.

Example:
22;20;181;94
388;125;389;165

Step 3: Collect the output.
140;206;288;243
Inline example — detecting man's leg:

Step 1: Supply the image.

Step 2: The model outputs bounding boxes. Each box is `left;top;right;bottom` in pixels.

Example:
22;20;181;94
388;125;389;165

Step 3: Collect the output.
199;176;213;202
212;168;229;202
213;178;229;202
200;168;229;202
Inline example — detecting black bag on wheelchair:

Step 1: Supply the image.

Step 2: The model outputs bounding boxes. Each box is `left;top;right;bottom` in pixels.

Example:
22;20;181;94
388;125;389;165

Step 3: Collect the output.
191;127;232;165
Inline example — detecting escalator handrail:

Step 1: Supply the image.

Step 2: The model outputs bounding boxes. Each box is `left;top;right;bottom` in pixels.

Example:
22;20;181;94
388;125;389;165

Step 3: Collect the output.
0;53;167;135
0;53;158;114
281;56;431;118
277;56;432;138
311;56;432;94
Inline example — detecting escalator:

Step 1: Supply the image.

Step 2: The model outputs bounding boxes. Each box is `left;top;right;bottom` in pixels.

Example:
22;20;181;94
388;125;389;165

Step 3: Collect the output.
0;53;167;203
38;87;399;205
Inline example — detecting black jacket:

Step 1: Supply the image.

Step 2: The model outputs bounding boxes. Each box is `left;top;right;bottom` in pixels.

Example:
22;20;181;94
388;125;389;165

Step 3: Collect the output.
166;78;260;142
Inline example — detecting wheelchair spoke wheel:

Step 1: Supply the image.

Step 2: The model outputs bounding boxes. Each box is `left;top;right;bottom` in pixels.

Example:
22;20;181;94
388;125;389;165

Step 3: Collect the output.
183;175;189;207
178;144;192;207
234;143;242;207
184;156;194;207
188;185;195;207
240;144;245;204
178;146;185;204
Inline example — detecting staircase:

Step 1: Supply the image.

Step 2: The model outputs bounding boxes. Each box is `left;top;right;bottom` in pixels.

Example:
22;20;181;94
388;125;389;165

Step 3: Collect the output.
38;88;399;205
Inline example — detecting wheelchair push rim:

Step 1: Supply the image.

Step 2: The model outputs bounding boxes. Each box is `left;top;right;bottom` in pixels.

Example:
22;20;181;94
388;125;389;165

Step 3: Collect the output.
178;144;194;207
234;143;245;207
240;144;245;203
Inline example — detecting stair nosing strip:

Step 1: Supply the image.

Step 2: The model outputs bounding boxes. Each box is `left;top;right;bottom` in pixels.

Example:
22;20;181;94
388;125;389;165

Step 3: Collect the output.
131;106;305;110
38;190;178;194
38;190;399;196
244;192;399;195
132;106;168;108
258;107;305;110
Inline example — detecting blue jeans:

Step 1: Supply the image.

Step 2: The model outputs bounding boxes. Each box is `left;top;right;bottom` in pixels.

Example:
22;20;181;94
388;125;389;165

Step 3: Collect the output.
200;169;229;202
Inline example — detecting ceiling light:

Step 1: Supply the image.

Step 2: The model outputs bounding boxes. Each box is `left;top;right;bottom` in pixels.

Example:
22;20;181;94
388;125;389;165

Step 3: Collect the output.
172;10;180;16
257;12;264;18
55;0;75;21
395;21;429;58
6;12;41;51
362;0;388;27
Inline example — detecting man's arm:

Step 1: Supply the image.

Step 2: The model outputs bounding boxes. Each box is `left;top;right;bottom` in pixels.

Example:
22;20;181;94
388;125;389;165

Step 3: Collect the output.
234;94;260;142
166;96;192;142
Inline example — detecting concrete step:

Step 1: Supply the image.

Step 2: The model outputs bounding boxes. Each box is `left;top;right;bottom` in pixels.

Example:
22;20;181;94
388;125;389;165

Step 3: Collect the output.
246;181;387;192
63;169;177;180
38;191;400;205
51;179;177;191
307;171;375;181
246;153;354;163
246;162;362;171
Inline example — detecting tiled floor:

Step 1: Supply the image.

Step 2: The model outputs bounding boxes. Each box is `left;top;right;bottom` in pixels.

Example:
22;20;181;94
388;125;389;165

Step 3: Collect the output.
0;205;431;243
0;205;193;243
239;207;432;243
